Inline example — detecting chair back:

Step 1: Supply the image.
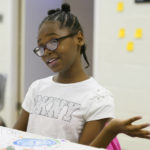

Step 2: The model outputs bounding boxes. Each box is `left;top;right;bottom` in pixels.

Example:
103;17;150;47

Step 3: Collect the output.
107;136;121;150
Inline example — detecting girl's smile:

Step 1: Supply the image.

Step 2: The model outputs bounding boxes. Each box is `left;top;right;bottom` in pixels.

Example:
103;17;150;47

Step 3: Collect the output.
46;57;60;68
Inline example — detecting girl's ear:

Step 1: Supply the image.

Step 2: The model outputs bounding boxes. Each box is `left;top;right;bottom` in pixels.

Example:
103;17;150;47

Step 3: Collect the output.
75;31;85;46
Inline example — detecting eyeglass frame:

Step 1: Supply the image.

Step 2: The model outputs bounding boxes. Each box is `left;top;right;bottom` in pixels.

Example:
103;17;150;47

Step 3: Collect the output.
33;32;78;57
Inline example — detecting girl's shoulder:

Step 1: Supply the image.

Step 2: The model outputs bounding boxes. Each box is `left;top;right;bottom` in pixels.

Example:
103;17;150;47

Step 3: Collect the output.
28;76;53;89
87;77;112;92
85;77;113;101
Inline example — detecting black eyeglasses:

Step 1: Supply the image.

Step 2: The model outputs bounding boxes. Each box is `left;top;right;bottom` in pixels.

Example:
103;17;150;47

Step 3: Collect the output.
33;32;77;57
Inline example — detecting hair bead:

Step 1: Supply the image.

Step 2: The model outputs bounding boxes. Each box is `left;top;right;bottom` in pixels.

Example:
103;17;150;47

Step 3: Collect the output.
61;3;70;13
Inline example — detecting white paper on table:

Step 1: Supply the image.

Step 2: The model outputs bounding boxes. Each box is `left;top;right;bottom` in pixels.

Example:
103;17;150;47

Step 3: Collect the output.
0;126;105;150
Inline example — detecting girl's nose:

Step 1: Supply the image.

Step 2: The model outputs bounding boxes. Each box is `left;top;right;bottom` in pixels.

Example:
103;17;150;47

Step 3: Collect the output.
44;48;52;56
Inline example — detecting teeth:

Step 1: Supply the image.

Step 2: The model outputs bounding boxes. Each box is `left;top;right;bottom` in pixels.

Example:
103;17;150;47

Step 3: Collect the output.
47;58;56;63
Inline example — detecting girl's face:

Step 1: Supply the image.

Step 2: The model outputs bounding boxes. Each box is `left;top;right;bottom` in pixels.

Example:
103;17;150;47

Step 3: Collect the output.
38;21;84;73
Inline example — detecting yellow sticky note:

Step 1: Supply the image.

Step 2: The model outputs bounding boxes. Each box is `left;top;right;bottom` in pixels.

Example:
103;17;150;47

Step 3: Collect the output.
135;28;142;38
118;28;125;38
117;2;124;12
127;42;134;52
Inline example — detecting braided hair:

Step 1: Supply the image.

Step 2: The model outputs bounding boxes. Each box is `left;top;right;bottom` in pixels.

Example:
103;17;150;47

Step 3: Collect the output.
39;3;89;68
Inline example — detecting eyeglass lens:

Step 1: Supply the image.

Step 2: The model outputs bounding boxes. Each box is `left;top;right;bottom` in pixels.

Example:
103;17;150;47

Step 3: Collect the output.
34;40;58;57
46;39;58;51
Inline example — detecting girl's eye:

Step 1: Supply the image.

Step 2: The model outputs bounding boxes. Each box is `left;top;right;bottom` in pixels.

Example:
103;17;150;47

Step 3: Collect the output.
50;39;58;44
47;39;58;50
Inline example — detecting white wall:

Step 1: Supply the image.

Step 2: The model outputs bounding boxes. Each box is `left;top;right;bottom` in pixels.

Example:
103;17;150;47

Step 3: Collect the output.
93;0;150;149
0;0;19;127
22;0;63;95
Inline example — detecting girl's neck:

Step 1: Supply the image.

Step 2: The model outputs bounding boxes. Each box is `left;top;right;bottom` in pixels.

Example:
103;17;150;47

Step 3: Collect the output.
53;67;89;84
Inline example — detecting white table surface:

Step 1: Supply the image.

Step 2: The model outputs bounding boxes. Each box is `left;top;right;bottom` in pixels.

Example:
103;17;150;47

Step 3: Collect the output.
0;126;105;150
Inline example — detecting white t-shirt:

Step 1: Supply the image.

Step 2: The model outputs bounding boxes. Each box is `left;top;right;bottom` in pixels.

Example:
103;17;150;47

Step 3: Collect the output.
22;76;115;143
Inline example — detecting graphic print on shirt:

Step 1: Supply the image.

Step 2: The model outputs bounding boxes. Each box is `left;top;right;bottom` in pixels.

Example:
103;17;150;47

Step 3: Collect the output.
31;95;81;122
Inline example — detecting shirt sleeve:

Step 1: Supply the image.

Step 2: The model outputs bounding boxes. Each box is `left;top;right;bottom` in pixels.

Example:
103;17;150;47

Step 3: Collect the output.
22;80;39;113
84;88;115;122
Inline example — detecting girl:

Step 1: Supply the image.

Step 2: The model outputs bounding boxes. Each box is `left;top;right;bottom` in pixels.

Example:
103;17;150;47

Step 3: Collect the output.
14;3;150;149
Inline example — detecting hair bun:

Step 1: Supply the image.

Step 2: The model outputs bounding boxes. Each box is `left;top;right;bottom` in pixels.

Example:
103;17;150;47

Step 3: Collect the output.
61;3;70;13
48;10;56;15
48;8;60;15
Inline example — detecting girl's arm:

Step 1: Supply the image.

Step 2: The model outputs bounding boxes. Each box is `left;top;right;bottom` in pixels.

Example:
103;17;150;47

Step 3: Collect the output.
90;116;150;148
79;118;111;145
13;109;29;131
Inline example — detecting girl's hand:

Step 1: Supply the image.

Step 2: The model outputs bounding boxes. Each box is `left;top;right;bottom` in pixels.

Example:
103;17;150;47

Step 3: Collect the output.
107;116;150;139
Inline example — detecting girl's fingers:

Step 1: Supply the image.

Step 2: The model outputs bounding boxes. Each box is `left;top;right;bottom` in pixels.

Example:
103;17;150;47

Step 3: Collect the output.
136;132;150;139
129;123;150;131
124;116;142;125
128;129;150;138
135;134;150;139
143;135;150;139
139;130;150;136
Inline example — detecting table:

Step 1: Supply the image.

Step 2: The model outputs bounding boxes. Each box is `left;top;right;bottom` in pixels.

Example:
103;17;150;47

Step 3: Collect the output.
0;126;105;150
